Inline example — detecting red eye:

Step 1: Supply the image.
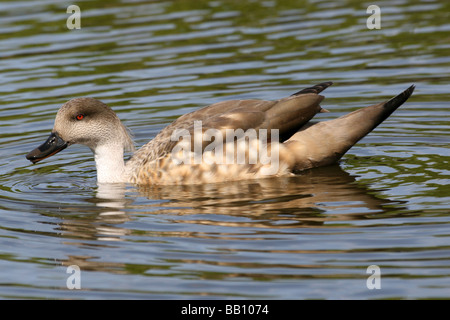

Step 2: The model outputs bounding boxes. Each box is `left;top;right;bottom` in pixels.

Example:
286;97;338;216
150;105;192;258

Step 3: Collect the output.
76;114;84;120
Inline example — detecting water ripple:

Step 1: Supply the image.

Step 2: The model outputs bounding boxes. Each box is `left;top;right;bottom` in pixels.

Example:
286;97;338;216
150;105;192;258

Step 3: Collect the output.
0;0;449;299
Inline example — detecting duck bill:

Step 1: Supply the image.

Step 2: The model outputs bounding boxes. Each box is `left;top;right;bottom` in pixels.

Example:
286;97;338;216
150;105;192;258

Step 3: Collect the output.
26;132;69;164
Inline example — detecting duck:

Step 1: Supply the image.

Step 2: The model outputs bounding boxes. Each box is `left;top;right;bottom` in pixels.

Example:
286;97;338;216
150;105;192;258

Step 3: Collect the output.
26;82;415;185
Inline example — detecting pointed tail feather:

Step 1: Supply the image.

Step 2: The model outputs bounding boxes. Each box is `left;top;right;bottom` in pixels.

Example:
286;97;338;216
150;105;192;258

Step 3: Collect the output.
375;84;415;125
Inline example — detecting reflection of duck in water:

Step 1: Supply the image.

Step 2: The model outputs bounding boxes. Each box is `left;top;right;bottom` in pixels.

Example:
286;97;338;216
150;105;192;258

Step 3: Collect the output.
27;82;414;185
135;165;406;221
53;165;406;243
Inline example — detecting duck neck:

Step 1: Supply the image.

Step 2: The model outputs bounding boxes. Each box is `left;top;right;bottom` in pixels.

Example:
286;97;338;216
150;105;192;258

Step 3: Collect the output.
93;143;127;183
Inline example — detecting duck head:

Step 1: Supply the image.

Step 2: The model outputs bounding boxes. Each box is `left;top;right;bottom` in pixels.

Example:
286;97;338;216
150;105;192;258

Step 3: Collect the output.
26;97;134;164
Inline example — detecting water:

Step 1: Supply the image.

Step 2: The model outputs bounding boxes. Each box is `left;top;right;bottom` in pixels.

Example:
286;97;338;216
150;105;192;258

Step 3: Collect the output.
0;0;449;300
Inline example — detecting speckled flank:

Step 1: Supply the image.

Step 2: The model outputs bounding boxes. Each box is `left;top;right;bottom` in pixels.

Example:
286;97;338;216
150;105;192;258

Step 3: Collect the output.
127;139;295;185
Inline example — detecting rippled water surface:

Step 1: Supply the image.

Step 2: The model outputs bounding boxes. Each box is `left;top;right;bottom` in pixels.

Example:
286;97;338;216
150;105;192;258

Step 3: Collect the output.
0;0;449;299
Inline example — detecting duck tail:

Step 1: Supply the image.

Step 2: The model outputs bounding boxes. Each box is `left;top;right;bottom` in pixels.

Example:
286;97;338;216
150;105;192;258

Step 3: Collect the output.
284;85;415;171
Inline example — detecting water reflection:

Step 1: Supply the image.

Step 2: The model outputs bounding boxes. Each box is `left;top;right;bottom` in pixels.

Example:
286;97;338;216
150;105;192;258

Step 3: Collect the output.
135;165;406;225
53;164;409;277
2;0;448;299
73;164;408;239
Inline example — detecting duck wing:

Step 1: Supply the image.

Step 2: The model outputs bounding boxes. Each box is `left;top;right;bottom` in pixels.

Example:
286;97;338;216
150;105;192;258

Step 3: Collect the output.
146;81;333;157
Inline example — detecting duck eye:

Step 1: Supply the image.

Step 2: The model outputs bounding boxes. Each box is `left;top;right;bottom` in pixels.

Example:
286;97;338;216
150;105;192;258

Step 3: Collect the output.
76;114;85;121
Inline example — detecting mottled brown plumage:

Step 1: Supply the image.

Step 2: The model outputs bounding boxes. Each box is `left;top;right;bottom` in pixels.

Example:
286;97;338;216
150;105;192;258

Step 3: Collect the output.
26;82;415;185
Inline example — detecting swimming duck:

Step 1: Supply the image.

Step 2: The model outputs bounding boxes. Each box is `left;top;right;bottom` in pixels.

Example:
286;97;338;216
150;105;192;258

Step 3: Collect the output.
26;82;415;184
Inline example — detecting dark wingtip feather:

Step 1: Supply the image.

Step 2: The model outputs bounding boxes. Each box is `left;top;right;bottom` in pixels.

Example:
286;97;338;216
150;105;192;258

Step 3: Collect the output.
292;81;333;96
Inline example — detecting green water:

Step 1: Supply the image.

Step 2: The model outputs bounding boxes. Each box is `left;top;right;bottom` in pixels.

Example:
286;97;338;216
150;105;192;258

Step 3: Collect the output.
0;0;449;299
